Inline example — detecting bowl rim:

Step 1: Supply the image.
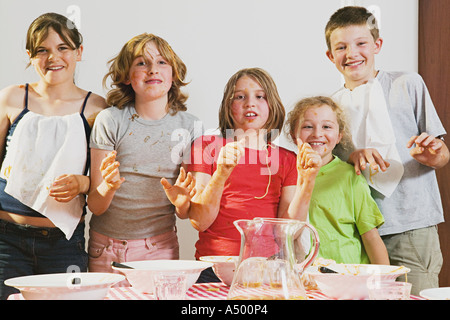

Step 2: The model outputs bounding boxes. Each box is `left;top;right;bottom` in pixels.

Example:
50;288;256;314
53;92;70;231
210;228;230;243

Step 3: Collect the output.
419;287;450;300
199;255;239;263
4;272;125;289
111;259;213;271
304;264;411;277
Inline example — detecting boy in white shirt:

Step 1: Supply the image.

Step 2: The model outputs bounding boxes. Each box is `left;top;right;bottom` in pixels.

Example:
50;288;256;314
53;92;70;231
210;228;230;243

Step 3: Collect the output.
325;6;449;295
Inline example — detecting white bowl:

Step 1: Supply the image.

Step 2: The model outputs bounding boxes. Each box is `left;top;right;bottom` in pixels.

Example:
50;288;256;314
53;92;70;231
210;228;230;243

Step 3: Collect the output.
5;272;125;300
304;264;410;300
111;260;213;293
420;287;450;300
199;256;238;286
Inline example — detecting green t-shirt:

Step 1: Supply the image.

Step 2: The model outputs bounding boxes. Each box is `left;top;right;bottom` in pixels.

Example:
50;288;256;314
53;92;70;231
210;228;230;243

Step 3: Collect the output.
309;156;384;264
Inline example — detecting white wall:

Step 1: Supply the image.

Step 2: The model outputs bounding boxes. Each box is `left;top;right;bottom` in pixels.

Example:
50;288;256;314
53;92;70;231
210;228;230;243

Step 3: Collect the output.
0;0;418;259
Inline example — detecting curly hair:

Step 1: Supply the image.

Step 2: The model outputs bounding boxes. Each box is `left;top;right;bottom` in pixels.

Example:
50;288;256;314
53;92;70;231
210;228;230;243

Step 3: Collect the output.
286;96;352;151
103;33;188;114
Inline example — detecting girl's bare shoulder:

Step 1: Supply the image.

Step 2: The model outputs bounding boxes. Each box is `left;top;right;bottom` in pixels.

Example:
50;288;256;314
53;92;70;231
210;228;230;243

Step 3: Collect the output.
83;91;109;127
0;84;27;107
0;85;29;118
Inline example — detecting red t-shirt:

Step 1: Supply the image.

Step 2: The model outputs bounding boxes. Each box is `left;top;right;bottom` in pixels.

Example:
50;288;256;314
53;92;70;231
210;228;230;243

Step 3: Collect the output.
186;135;298;259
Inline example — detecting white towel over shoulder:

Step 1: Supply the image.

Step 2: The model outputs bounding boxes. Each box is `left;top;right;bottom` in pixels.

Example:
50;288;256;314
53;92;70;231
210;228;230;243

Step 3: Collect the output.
1;111;87;239
332;78;404;198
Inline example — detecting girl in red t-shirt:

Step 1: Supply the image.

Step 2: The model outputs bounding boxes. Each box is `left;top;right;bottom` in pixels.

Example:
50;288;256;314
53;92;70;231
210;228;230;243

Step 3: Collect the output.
161;68;320;267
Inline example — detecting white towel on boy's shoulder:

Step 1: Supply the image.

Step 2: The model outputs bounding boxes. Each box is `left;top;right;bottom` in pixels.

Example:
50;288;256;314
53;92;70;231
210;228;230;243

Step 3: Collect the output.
332;78;404;198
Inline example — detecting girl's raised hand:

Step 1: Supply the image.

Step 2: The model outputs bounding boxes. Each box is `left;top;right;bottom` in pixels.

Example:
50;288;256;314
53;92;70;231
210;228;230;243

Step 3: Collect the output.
216;138;245;176
161;167;196;210
101;151;125;191
49;174;89;202
296;138;322;182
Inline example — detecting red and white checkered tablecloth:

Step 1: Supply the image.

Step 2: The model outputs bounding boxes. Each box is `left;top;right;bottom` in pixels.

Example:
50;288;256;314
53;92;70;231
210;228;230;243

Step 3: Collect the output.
97;283;231;300
8;282;425;300
186;283;332;300
102;283;339;300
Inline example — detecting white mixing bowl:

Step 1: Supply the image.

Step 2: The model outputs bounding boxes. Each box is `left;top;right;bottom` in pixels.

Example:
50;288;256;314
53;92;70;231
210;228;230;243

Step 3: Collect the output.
111;260;212;293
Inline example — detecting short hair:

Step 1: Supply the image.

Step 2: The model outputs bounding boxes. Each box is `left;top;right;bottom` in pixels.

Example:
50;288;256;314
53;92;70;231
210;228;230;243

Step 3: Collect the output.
218;68;285;142
325;6;379;51
286;96;352;151
26;13;83;64
103;33;188;114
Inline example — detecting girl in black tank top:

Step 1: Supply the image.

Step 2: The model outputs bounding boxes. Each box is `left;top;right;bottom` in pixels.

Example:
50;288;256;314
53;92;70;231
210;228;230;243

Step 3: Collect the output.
0;13;106;300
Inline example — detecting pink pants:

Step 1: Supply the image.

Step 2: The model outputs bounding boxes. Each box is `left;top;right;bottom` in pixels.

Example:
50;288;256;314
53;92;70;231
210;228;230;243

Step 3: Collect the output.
88;229;179;287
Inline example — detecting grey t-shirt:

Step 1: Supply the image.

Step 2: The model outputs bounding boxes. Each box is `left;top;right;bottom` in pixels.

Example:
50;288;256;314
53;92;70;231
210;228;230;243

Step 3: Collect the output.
89;105;201;239
333;71;446;236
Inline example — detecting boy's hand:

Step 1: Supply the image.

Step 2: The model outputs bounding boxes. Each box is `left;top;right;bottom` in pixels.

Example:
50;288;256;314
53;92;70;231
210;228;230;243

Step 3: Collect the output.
348;148;390;175
101;151;125;191
296;138;322;182
407;133;449;168
160;167;196;211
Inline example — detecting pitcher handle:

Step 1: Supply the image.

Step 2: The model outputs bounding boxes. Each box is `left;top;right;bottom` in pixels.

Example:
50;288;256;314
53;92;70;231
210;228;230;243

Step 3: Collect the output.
296;223;320;273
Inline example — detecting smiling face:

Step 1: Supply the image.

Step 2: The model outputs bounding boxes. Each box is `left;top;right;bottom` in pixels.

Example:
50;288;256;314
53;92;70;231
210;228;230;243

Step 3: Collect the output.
127;41;173;104
230;76;270;133
326;25;382;90
296;104;343;165
28;28;82;85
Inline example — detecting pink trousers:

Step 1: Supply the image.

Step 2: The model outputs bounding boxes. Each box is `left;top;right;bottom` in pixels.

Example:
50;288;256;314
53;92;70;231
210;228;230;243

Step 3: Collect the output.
88;229;179;287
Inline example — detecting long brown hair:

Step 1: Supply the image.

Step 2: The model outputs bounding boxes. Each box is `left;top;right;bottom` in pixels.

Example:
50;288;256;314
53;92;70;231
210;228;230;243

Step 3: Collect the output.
218;68;285;142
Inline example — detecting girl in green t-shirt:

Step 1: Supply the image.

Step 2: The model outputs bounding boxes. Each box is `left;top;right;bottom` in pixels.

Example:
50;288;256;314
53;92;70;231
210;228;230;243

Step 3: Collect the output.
286;96;389;265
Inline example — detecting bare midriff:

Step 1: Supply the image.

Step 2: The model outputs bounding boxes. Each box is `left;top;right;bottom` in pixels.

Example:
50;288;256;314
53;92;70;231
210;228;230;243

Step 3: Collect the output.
0;210;56;228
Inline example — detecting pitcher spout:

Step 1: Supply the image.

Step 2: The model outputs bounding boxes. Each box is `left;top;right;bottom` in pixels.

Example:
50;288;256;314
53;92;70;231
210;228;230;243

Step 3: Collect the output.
233;219;252;234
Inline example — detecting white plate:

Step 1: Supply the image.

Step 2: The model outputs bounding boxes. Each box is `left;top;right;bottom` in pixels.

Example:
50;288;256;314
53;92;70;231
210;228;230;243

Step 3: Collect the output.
5;272;125;300
420;287;450;300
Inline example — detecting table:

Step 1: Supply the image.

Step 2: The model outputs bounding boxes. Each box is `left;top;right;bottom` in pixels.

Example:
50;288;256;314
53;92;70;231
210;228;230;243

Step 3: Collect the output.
8;282;425;300
107;283;332;300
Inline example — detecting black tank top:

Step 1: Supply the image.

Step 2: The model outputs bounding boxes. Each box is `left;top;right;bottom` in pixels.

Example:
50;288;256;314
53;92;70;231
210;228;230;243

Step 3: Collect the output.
0;84;92;218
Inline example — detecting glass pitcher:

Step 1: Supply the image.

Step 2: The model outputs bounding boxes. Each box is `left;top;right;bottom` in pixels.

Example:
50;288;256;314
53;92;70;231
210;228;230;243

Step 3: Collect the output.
227;217;319;300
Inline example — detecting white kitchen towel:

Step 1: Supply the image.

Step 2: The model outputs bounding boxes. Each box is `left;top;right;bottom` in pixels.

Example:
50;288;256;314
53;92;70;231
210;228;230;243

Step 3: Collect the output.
1;111;87;239
332;78;404;197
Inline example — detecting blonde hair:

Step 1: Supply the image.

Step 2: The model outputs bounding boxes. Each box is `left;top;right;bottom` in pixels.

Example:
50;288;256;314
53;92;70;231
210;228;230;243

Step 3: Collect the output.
218;68;285;142
26;13;83;67
103;33;188;113
325;6;379;52
286;96;352;151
